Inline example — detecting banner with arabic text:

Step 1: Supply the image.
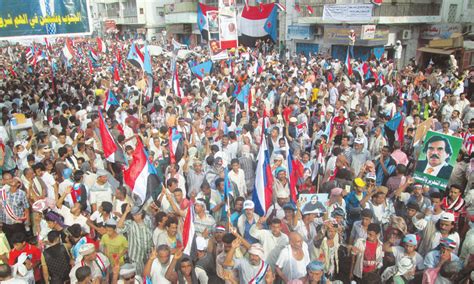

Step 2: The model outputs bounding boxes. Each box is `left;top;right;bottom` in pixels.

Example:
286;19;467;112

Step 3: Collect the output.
0;0;92;39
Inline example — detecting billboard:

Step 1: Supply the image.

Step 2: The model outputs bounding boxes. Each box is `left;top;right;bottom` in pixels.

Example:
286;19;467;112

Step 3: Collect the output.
0;0;92;39
413;131;463;190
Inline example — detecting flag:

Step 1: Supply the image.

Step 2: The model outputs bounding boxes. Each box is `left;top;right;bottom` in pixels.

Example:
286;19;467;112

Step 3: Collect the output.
123;137;161;205
371;0;383;5
182;205;195;255
345;47;353;76
89;49;99;62
252;134;273;216
307;5;314;14
287;149;303;203
385;112;405;145
264;4;279;42
97;37;107;53
191;61;212;80
8;66;17;78
98;110;118;163
323;116;334;140
294;4;301;13
239;3;276;47
235;84;250;104
169;127;184;164
234;102;241;123
223;168;232;213
253;59;263;75
116;50;125;70
172;69;182;97
103;89;119;111
36;51;49;63
87;57;93;75
275;3;286;11
143;45;153;76
197;3;218;41
62;38;75;61
127;42;144;70
113;64;120;83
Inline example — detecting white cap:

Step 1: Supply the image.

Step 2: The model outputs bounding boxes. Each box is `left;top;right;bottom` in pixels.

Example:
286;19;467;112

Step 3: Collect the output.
289;117;297;123
78;243;96;256
326;106;334;113
243;200;255;210
196;236;208;251
354;138;364;144
440;212;455;222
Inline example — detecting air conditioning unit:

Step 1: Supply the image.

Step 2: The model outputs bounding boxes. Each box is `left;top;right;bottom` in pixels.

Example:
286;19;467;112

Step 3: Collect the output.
402;30;412;40
314;27;323;36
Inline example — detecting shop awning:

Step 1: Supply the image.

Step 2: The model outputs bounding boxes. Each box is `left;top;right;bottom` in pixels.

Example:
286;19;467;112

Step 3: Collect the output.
417;47;457;55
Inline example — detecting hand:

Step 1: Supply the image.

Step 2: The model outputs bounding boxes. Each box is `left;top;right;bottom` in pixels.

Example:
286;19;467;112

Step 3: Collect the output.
351;246;360;255
125;204;132;214
407;177;414;185
149;249;158;260
231;239;241;250
174;247;184;259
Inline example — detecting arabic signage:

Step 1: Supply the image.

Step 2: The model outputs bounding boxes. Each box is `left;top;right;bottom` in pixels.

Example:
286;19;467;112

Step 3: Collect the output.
322;4;373;22
361;25;376;40
0;0;92;39
420;24;462;40
324;25;388;47
287;25;313;40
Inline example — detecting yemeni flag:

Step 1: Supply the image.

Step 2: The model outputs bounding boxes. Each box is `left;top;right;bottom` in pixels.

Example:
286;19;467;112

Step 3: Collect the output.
62;38;75;61
98;110;121;163
168;127;184;164
182;205;195;255
123;137;161;205
197;3;217;41
103;89;119;111
239;3;276;47
97;37;107;53
384;112;405;146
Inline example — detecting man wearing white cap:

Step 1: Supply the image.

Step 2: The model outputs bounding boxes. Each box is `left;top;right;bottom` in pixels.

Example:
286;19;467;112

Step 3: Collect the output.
237;200;260;244
350;137;371;175
69;243;110;284
114;263;142;284
194;199;216;238
265;190;290;220
223;241;269;284
89;169;113;212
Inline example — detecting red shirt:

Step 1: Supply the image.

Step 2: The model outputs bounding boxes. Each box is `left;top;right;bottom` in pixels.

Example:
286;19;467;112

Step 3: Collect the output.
9;243;42;281
362;240;377;273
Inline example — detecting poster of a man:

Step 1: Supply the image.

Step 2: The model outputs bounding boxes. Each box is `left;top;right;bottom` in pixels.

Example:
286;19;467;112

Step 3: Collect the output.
415;135;453;179
413;131;463;190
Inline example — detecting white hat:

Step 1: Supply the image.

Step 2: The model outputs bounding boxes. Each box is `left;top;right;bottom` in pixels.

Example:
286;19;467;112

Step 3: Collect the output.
250;106;258;112
289;117;297;123
119;263;136;277
196;236;208;251
326;106;334;113
276;190;290;199
96;169;109;177
243;200;255;210
78;243;96;256
273;154;284;161
32;199;47;212
354;138;364;144
440;212;455;222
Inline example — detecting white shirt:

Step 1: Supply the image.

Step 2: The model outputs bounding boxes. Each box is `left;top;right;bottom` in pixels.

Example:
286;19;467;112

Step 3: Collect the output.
150;257;174;284
430;231;460;255
41;172;57;200
276;243;311;281
249;225;289;265
228;169;247;197
55;205;90;233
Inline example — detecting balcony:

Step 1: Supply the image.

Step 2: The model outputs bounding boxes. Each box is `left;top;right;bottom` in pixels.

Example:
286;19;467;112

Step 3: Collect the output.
296;0;442;24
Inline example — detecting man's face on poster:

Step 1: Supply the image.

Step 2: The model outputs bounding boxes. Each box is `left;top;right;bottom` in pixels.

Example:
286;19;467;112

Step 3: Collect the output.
427;140;449;167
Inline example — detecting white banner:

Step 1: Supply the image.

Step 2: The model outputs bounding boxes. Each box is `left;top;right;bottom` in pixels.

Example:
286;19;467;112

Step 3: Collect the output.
323;4;373;22
361;25;376;40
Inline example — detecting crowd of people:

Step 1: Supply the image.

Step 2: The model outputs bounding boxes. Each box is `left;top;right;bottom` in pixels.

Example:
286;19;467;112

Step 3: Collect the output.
0;36;473;284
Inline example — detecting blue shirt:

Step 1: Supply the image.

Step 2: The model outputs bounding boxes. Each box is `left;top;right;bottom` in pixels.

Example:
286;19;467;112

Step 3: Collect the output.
244;219;258;244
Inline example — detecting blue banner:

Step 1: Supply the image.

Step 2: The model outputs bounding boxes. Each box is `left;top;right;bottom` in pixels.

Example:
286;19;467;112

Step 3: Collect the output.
0;0;92;38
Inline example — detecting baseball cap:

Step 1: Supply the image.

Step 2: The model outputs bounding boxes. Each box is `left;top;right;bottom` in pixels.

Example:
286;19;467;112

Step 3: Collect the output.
440;212;455;222
243;200;255;210
365;172;376;181
354;178;366;187
354;138;364;144
403;234;418;246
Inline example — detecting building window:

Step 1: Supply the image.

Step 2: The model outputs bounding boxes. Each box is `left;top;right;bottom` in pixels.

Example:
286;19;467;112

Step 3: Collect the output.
140;8;144;14
447;4;457;22
469;0;474;9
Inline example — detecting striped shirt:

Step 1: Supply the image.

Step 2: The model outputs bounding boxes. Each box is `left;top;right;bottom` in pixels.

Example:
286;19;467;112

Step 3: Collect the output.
118;220;153;275
0;188;29;224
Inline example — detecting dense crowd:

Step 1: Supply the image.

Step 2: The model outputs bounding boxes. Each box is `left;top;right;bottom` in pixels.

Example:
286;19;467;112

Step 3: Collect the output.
0;37;473;284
